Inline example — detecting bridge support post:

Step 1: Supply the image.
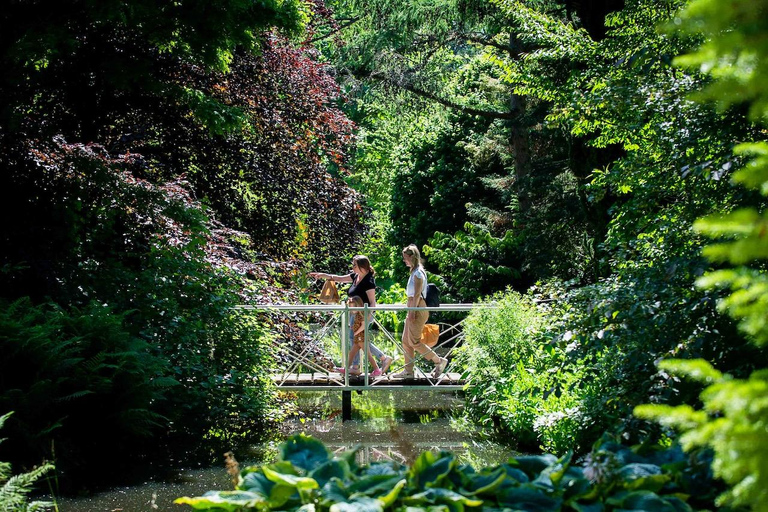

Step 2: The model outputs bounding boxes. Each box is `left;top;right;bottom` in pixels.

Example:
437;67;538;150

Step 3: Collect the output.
342;390;352;421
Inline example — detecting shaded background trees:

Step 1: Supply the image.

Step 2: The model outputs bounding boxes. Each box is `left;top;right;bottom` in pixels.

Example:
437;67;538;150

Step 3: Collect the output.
0;0;367;489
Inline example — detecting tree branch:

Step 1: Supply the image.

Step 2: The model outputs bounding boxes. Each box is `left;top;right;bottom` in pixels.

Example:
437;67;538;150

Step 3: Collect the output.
363;71;514;120
307;17;361;44
464;34;515;55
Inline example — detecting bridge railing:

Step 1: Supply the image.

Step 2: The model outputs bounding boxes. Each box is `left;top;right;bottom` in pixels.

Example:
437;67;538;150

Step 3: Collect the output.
234;303;482;390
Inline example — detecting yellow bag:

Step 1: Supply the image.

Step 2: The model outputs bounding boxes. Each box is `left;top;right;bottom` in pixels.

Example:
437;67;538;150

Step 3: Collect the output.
318;280;340;304
421;323;440;347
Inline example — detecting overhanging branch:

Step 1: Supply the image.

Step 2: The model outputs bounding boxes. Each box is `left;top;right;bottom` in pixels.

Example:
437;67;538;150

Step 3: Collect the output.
365;72;514;120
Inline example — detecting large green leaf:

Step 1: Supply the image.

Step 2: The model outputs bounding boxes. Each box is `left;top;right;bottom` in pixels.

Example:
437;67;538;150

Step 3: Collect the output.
497;485;563;511
280;434;331;472
310;459;351;488
499;463;531;483
330;496;384;512
606;490;679;511
348;474;406;496
570;502;604;512
174;490;266;511
377;478;407;508
405;487;484;510
617;463;669;492
461;467;508;495
321;478;350;505
410;452;456;489
510;455;558;479
262;466;319;492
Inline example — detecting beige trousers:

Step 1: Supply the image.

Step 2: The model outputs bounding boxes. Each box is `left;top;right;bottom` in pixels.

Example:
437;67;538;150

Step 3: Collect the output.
402;296;440;372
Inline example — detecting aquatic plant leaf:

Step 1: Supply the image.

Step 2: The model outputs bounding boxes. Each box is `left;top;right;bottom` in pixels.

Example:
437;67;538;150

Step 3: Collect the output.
262;466;319;492
497;485;563;511
329;496;383;512
663;496;694;512
499;463;531;483
321;478;349;504
561;475;591;502
174;490;265;511
410;452;456;489
461;467;507;495
377;478;407;508
510;455;558;479
617;463;669;492
268;484;300;508
405;487;484;509
348;474;405;495
360;461;402;477
336;444;362;472
239;470;273;495
310;459;351;488
570;502;604;512
280;433;331;472
606;490;679;511
239;461;299;501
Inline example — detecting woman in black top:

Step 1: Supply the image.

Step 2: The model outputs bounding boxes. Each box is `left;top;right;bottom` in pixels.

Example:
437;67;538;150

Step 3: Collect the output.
310;255;393;374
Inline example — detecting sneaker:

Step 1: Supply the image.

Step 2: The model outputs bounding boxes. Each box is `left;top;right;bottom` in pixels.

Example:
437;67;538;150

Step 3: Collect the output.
371;368;383;377
392;370;414;379
379;355;393;374
432;357;448;377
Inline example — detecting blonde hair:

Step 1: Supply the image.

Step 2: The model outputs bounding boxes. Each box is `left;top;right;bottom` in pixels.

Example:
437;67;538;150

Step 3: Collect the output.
402;244;423;270
348;295;364;307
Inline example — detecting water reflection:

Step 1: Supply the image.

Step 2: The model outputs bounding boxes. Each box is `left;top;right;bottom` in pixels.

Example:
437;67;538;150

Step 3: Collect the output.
59;389;513;511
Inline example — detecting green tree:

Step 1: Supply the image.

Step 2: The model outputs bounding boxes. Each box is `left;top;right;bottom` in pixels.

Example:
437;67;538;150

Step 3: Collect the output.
635;1;768;510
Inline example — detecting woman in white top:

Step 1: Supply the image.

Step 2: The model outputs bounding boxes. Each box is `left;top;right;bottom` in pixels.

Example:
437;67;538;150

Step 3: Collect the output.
392;244;447;378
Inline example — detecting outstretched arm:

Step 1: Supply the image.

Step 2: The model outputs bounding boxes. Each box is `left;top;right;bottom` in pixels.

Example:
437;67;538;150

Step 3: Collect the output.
309;271;353;283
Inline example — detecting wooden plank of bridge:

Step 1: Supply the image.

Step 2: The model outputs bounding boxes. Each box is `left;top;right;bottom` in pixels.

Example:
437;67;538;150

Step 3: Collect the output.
271;372;464;386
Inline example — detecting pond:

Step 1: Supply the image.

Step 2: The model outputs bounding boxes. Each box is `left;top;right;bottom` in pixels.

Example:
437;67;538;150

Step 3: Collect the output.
57;389;514;511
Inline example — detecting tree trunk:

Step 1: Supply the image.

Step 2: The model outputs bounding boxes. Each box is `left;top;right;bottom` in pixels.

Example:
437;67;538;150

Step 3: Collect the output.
508;31;531;218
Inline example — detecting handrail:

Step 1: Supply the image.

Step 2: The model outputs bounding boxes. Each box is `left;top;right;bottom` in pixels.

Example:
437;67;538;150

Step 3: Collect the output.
234;303;482;311
235;302;496;390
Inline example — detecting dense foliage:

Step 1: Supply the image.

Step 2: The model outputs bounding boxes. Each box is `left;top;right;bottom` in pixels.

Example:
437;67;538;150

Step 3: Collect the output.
0;412;53;512
177;433;727;511
634;0;768;510
3;0;768;507
0;0;367;491
313;0;768;507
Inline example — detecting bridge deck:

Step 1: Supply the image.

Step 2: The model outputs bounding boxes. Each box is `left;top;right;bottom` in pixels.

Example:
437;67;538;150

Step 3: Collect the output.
272;371;465;390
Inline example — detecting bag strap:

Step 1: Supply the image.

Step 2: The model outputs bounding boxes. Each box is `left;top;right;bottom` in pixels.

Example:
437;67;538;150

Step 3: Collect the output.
420;268;428;299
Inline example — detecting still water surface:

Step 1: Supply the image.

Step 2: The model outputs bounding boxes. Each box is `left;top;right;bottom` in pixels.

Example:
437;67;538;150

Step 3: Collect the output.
58;389;513;511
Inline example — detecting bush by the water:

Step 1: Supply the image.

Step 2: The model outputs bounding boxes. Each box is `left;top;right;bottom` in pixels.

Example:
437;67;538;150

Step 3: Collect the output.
176;433;726;511
0;412;54;512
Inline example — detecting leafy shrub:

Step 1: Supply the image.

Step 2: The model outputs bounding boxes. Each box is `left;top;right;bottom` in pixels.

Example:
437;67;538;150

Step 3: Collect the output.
458;290;586;453
176;433;723;511
0;298;168;475
426;223;521;303
0;412;54;512
635;2;768;510
457;272;755;456
0;139;279;486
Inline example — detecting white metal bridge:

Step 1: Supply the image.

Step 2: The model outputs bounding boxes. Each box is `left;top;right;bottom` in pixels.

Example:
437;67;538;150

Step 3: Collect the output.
234;304;478;388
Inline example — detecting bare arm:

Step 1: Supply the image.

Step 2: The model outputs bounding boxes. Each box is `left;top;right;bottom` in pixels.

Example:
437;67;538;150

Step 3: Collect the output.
308;271;353;283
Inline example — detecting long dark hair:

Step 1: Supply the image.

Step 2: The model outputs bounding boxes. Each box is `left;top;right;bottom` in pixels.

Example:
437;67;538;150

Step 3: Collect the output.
353;255;375;275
